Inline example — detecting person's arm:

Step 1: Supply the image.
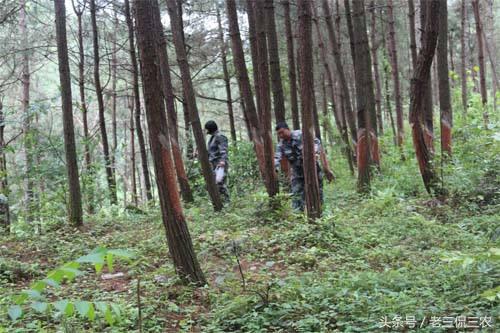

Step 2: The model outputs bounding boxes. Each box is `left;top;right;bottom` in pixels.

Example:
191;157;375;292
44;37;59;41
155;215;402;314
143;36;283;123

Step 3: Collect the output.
217;135;229;166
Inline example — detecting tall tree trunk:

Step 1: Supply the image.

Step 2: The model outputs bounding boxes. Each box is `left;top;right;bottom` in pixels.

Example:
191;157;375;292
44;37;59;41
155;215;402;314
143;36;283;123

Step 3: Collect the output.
111;6;118;177
344;0;357;70
124;0;152;202
321;0;357;145
282;0;300;130
410;0;442;195
226;0;277;196
166;0;223;211
71;0;94;213
420;0;434;149
297;0;321;219
54;0;83;226
369;1;383;135
471;0;489;128
408;0;418;69
351;0;380;191
437;0;452;157
264;0;286;123
387;0;404;146
20;0;34;223
72;0;91;175
90;0;117;204
135;0;206;285
216;6;237;142
384;59;398;146
246;0;263;119
128;94;138;206
0;98;10;232
152;0;194;204
312;4;354;173
253;0;279;196
460;0;468;112
485;0;498;113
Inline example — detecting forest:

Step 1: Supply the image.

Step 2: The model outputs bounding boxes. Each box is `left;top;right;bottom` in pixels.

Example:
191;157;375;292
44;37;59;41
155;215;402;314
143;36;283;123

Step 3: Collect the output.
0;0;498;331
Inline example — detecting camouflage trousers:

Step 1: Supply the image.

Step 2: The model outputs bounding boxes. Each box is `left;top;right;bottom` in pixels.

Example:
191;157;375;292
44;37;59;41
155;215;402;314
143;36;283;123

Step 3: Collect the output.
213;166;230;203
290;170;323;211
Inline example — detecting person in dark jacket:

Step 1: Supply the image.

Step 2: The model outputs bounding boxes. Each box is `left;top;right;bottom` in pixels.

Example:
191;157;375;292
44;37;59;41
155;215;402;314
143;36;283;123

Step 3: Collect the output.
205;120;229;202
274;121;333;211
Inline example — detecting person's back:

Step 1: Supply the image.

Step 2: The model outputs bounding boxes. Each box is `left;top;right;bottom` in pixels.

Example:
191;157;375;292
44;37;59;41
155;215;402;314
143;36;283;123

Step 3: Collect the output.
205;120;230;203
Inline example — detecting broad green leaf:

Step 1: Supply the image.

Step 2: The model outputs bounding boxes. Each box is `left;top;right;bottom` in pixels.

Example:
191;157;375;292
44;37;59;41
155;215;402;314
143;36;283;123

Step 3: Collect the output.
110;303;121;319
30;301;48;313
106;253;114;273
95;301;107;314
104;306;114;326
46;269;65;284
75;301;91;317
87;303;96;321
94;262;104;273
42;278;60;288
54;300;69;314
30;281;47;293
24;289;42;300
60;267;84;280
76;253;105;265
12;294;28;305
65;302;75;316
8;305;22;321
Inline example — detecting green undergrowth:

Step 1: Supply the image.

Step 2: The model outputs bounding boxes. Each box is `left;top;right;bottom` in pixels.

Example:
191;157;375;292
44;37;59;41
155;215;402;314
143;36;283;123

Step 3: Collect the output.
1;110;499;332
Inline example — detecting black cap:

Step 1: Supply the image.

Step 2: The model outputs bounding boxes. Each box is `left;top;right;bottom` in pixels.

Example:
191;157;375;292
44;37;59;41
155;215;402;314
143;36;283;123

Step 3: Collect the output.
275;121;289;131
204;120;218;134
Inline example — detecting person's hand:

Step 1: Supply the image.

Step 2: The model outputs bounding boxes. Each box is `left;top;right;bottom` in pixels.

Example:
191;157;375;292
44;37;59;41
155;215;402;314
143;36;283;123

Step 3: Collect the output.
218;161;226;168
325;169;335;183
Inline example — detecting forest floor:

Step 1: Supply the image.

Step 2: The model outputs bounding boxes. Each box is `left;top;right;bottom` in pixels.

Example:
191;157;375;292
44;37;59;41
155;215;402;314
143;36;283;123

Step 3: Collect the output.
1;115;499;332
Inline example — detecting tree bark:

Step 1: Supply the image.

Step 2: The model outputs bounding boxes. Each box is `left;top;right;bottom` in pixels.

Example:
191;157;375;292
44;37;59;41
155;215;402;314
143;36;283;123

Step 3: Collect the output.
253;0;279;196
351;0;380;191
344;0;357;70
124;0;152;202
152;0;194;204
408;0;417;70
226;0;277;196
72;0;91;175
282;0;300;130
0;98;10;232
135;0;206;285
437;0;452;157
128;94;138;206
246;0;263;120
264;0;286;123
321;0;357;145
166;0;223;211
369;1;383;135
410;0;442;195
20;0;34;223
460;0;467;112
312;4;354;173
54;0;83;226
71;0;94;213
216;6;237;142
420;0;434;149
297;0;321;219
471;0;489;127
111;6;118;176
387;0;404;146
90;0;117;204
